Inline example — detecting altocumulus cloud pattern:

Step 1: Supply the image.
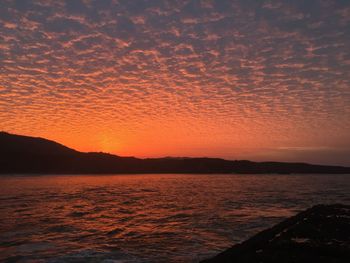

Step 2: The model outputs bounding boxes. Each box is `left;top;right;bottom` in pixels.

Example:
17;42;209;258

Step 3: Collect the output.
0;0;349;165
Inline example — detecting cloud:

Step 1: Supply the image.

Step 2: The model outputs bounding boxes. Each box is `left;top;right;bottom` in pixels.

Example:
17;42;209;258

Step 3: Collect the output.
0;0;349;164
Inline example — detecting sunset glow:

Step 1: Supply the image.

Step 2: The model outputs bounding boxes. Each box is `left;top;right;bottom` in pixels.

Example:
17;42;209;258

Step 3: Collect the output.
1;0;349;165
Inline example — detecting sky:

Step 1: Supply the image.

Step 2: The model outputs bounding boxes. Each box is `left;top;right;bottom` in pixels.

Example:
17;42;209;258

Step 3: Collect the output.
0;0;349;166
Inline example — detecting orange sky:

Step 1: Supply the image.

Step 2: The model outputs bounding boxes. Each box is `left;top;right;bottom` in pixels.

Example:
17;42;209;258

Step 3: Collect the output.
0;0;349;165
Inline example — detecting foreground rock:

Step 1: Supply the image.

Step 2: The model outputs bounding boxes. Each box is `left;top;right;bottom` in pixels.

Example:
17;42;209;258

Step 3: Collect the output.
201;204;350;263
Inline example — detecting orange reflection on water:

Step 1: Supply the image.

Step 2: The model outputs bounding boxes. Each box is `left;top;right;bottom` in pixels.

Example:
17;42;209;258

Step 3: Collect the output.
1;174;349;262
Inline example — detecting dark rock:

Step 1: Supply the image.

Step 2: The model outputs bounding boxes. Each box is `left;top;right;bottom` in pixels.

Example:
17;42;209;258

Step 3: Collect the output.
201;204;350;263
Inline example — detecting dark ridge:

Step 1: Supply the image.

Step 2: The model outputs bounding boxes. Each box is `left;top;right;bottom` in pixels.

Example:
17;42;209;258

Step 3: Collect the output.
0;131;78;155
200;204;350;263
0;132;349;174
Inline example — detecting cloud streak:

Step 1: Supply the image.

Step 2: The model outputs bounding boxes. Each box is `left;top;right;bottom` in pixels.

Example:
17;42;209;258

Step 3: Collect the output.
0;0;349;165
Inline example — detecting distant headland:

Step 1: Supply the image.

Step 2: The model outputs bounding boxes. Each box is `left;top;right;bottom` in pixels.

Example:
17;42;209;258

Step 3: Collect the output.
0;131;349;174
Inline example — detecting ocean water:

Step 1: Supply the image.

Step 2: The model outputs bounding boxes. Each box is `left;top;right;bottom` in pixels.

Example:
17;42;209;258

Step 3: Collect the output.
0;174;349;262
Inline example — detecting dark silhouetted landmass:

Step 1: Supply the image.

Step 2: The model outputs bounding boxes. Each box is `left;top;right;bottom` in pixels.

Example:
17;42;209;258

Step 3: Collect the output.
201;204;350;263
0;132;349;174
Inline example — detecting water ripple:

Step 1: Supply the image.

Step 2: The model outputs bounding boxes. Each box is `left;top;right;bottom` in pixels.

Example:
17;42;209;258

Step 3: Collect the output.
0;174;349;262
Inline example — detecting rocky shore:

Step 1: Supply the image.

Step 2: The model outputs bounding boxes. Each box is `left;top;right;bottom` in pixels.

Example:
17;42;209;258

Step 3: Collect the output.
201;204;350;263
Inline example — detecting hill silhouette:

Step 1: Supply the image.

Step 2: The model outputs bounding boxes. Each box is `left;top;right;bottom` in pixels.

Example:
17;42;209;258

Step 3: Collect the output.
0;132;349;174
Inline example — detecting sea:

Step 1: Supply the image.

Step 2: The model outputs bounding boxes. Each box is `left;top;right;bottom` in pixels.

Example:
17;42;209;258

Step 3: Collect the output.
1;174;349;262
